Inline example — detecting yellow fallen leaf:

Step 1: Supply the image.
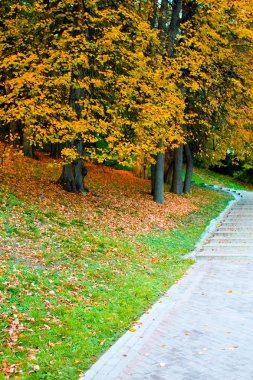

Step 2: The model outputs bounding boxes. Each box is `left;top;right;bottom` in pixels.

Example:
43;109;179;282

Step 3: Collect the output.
130;328;136;332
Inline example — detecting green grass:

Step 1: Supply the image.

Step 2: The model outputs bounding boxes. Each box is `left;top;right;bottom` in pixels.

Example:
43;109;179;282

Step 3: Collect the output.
191;167;253;191
0;183;232;379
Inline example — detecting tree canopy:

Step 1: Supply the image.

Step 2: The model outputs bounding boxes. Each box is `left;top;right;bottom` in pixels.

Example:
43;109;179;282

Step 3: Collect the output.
1;0;253;199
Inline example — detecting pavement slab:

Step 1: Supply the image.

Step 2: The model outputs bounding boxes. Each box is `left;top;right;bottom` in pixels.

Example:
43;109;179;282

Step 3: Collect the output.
81;190;253;380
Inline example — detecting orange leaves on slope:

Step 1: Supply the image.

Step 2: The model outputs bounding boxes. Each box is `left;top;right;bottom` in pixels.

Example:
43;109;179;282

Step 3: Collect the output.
0;147;203;241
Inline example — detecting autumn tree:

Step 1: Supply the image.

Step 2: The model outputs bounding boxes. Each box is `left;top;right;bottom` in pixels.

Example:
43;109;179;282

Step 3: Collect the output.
1;0;252;197
149;0;253;196
177;0;253;172
1;0;185;193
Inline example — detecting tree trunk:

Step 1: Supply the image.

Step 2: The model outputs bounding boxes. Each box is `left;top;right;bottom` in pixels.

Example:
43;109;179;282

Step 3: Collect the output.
167;0;183;196
149;1;169;204
153;152;165;204
58;140;88;193
133;158;148;179
22;127;35;158
50;143;60;159
171;144;183;194
59;64;87;192
158;0;169;42
167;0;182;57
183;142;194;193
164;149;173;184
151;162;156;195
148;0;158;29
10;121;22;148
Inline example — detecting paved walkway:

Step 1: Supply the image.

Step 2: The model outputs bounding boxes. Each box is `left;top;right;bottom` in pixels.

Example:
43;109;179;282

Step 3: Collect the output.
81;191;253;380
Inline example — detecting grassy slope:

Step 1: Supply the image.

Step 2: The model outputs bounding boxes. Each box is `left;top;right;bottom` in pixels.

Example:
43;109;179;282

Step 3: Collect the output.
0;152;233;379
192;167;253;191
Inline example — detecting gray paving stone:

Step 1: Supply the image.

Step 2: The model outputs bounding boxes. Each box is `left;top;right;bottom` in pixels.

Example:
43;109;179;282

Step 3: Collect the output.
80;191;253;380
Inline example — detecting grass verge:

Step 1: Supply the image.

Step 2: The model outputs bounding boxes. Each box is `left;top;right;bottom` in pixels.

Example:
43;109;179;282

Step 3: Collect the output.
192;167;253;191
0;152;233;379
0;186;231;379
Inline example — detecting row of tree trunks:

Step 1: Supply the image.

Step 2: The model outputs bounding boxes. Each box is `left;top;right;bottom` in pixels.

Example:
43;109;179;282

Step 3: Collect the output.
150;143;194;197
170;143;194;194
151;0;197;203
152;0;182;203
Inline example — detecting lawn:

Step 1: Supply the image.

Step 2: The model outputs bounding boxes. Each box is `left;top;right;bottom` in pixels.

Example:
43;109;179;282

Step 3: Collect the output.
0;152;232;379
192;166;253;191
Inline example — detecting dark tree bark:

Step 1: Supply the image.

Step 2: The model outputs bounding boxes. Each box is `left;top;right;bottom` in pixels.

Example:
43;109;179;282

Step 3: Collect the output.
151;162;156;196
171;144;183;194
22;128;36;158
58;65;88;192
167;0;182;56
158;0;169;41
151;1;169;204
183;142;194;193
154;152;165;204
58;140;88;193
164;149;173;184
148;0;158;29
167;0;184;195
10;121;22;148
50;143;60;159
164;161;173;185
169;0;197;194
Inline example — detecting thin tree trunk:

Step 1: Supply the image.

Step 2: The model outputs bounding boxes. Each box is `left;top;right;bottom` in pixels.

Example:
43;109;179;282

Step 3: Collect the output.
151;1;169;204
158;0;169;41
167;0;184;195
154;152;165;204
165;161;173;185
50;143;60;159
167;0;182;56
22;127;35;158
183;142;194;193
169;1;197;195
10;121;22;148
164;149;173;184
133;158;148;179
151;162;156;195
148;0;158;29
171;144;183;194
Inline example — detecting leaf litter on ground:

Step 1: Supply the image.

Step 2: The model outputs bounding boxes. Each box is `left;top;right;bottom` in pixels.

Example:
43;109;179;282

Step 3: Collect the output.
0;147;232;379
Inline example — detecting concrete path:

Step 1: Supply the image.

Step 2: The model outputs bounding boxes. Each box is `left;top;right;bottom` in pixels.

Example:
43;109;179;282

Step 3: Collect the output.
81;191;253;380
